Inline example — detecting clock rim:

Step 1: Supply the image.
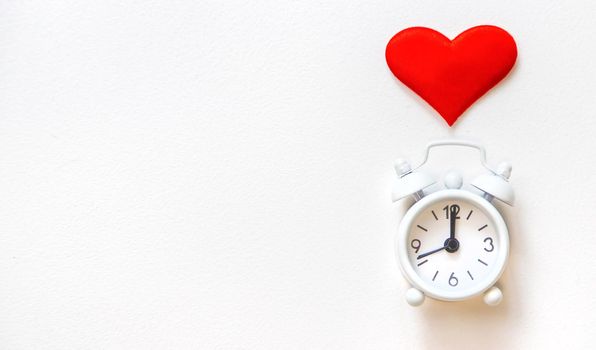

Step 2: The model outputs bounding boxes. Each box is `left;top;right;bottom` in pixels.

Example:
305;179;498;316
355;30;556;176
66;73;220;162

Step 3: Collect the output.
395;189;509;302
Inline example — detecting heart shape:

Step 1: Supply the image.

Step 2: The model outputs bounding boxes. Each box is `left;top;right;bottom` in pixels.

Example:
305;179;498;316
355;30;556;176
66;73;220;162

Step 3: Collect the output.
386;25;517;126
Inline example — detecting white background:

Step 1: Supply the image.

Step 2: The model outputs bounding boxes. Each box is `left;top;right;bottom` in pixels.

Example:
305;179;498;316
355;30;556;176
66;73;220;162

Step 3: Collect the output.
1;1;595;349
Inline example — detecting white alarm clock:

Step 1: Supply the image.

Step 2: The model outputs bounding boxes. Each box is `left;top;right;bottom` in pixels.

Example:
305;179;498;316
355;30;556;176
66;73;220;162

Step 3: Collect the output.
392;140;514;307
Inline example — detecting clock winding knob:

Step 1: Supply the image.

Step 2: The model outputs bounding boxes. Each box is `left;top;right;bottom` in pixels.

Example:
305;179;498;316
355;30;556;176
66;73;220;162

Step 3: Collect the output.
394;158;412;176
391;159;436;202
470;162;515;206
496;162;512;179
444;171;463;189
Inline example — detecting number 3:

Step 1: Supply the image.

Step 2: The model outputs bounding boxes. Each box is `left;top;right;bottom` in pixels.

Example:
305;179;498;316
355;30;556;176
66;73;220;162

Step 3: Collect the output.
483;237;494;252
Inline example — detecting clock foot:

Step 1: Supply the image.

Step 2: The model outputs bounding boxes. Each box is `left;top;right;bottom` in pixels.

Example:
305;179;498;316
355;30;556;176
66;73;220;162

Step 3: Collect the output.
405;287;425;306
483;286;503;306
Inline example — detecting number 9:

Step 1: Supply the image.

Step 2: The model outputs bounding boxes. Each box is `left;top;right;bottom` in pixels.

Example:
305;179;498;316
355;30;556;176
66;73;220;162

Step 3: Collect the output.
411;239;421;253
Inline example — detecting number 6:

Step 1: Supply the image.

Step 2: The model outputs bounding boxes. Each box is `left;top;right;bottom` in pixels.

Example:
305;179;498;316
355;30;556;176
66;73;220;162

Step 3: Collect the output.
449;272;458;287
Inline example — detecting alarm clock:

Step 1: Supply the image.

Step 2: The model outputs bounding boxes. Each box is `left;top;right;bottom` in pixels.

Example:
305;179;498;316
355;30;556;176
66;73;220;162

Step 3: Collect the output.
392;140;514;306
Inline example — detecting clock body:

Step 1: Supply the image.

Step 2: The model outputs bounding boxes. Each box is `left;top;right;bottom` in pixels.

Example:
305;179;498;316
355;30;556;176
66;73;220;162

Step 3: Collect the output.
396;189;509;301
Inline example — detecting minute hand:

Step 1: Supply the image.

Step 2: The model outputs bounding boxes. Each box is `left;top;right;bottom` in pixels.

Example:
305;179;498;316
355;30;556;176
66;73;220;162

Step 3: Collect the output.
449;205;459;240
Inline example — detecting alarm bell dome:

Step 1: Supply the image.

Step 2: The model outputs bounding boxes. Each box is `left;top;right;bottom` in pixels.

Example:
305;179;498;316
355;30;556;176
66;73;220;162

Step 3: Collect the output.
471;162;514;206
392;159;436;202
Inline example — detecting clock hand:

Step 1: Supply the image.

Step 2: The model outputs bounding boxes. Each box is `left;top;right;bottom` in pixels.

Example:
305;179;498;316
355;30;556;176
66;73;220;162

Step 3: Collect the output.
417;205;461;261
417;244;447;260
449;205;459;240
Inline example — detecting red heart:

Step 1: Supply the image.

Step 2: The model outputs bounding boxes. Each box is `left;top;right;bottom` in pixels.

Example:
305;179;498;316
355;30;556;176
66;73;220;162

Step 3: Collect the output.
385;25;517;126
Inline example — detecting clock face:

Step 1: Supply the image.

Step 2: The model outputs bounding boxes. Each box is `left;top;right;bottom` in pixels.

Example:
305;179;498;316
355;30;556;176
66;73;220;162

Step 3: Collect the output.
397;191;509;300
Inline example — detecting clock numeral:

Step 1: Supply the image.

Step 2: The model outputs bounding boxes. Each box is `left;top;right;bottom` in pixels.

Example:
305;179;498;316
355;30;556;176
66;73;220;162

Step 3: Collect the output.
442;204;460;219
449;272;458;287
483;237;494;252
410;239;421;253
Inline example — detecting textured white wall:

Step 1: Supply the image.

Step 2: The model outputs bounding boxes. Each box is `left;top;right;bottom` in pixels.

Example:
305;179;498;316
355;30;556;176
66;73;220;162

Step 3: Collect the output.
1;1;595;348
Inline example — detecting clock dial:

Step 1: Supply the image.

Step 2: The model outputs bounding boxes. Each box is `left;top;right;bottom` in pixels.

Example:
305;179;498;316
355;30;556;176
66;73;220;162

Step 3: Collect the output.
406;199;499;292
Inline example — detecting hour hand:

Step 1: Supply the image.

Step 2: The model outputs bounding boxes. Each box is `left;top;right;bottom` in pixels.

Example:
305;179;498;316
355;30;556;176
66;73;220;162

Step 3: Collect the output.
417;245;447;260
